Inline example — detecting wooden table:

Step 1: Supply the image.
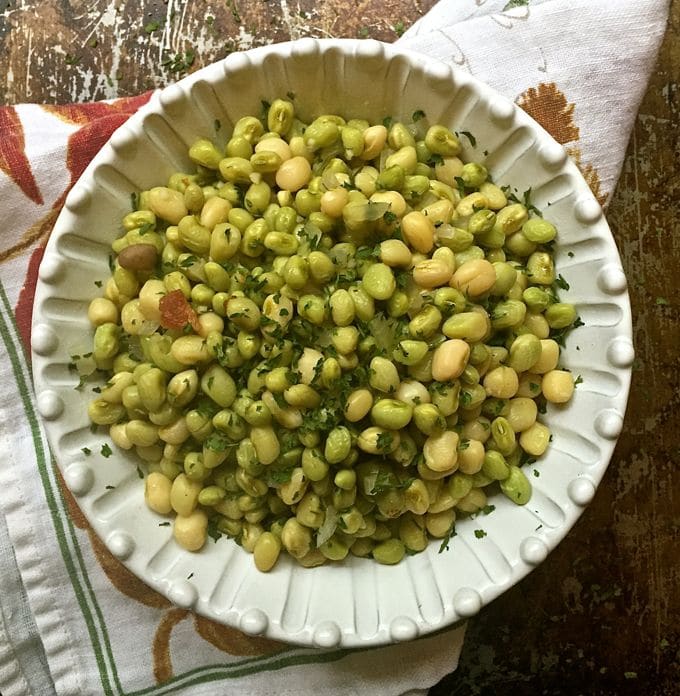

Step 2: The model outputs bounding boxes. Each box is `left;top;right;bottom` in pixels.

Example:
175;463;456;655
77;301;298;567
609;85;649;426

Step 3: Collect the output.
1;2;677;694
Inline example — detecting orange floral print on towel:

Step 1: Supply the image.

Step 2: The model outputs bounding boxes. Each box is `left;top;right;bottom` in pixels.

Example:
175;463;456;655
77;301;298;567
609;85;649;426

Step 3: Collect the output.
517;82;608;207
0;106;43;205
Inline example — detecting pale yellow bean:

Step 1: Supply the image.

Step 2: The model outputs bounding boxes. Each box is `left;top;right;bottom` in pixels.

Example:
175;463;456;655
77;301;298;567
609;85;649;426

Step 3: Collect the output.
401;211;435;254
296;347;324;385
199;196;231;229
88;297;119;326
457;438;485;474
253;532;282;572
320;188;349;218
138;279;166;323
170;336;211;365
517;373;543;398
423;431;459;472
519;422;551;456
483;366;519;399
275;156;312;192
145;471;173;514
426;509;456;538
170;473;202;516
412;258;453;288
431;339;470;381
173;509;208;551
422;199;454;226
110;422;133;449
158;417;190;445
148;186;188;224
395;379;431;406
542;370;575;403
344;389;373;422
361;125;388;160
370;190;407;218
532;339;560;374
254;137;292;161
380;239;412;268
451;259;496;297
456;192;488;217
506;397;539;432
197;312;224;338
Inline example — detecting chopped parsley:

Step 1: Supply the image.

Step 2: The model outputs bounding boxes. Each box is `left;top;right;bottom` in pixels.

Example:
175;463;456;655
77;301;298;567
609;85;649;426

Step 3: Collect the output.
207;518;223;542
81;447;91;456
100;443;113;458
554;274;570;291
438;523;457;553
656;297;669;306
144;20;161;33
459;130;477;147
158;521;171;527
136;466;144;479
474;529;487;539
412;109;426;122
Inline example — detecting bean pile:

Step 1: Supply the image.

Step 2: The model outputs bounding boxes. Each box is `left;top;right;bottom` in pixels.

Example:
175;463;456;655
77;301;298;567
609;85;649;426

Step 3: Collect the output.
85;99;579;571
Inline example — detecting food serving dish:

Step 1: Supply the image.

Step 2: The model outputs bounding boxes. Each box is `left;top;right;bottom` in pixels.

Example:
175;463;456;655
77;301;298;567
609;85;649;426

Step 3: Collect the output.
30;38;633;647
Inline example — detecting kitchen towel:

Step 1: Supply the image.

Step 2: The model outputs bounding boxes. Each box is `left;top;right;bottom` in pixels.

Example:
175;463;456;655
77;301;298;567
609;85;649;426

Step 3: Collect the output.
0;0;669;694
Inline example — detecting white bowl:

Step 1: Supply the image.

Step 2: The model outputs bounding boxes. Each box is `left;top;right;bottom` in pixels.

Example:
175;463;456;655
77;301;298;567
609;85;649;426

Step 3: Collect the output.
31;38;633;648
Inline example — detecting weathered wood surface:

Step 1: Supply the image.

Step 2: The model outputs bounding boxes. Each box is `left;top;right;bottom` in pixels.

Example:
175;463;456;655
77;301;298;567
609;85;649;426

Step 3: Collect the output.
0;1;677;694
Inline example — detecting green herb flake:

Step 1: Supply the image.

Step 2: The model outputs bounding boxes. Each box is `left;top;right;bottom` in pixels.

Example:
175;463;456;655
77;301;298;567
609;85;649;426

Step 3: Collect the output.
554;274;570;291
438;523;457;553
136;466;144;479
207;519;223;542
624;672;638;680
226;0;241;22
459;131;477;147
503;0;530;8
574;374;584;387
482;505;496;515
214;118;221;133
412;109;426;122
533;469;540;477
382;116;394;130
567;251;575;258
81;447;92;456
474;529;487;539
100;443;113;458
187;572;194;579
94;280;103;288
105;485;115;490
161;50;195;75
393;20;405;37
158;521;171;527
656;296;669;306
454;176;467;198
65;53;81;66
144;20;161;34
